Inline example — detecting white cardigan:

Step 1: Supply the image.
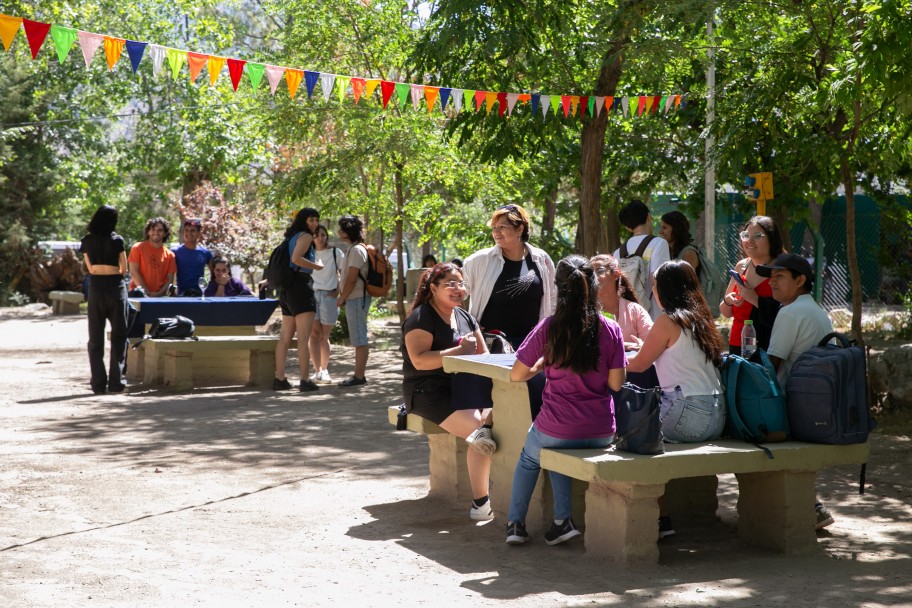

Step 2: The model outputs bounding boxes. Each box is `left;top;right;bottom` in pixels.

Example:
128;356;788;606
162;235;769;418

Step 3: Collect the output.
462;243;557;324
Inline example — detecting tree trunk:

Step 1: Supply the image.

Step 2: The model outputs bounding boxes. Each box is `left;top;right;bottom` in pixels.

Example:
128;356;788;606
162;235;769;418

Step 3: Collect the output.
541;189;557;240
394;163;406;323
840;158;864;346
577;40;627;256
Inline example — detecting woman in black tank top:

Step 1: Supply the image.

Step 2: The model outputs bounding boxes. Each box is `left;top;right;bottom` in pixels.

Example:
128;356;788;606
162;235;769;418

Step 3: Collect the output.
79;205;129;394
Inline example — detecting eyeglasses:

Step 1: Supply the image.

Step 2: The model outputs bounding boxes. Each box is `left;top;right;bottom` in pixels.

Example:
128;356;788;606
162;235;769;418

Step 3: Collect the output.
498;204;518;211
740;231;767;241
594;267;609;276
438;280;467;290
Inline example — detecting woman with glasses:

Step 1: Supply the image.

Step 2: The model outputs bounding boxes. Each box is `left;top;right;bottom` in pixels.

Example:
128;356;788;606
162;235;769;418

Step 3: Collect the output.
402;263;496;521
719;215;784;355
463;204;556;350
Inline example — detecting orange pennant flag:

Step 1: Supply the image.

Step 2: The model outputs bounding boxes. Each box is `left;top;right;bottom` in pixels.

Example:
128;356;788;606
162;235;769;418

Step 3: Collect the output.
474;90;486;111
484;91;497;113
351;77;366;104
207;55;225;86
187;52;208;82
674;95;682;108
518;94;531;103
103;36;124;70
570;96;580;117
644;96;654;115
604;96;614;114
424;86;439;112
286;68;303;99
0;14;22;51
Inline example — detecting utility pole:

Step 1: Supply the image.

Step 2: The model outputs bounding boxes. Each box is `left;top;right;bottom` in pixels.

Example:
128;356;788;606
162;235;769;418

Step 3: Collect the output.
704;8;716;260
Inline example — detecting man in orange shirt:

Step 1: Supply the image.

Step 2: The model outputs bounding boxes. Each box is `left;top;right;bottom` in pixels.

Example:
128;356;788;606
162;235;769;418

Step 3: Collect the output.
128;217;177;297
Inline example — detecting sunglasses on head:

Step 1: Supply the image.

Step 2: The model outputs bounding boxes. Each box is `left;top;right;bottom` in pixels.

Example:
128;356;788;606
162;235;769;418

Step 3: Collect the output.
184;219;202;228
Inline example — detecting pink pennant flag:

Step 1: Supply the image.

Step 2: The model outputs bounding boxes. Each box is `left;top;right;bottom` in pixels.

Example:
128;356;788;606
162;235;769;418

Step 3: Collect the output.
227;58;246;91
424;86;439;112
561;96;571;118
506;93;520;116
77;31;103;68
187;52;208;82
594;96;605;117
351;78;366;104
474;90;486;111
22;19;50;60
409;84;423;110
265;65;285;95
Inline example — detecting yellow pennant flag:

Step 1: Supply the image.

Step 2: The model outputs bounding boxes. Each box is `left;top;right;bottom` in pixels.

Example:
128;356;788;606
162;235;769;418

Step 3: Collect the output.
0;14;22;51
484;91;497;113
424;86;439;113
570;96;580;117
207;55;225;86
286;68;303;99
644;96;655;114
365;79;381;99
103;36;124;70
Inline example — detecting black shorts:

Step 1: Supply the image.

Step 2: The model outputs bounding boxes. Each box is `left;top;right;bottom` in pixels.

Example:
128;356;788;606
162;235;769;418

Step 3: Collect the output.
407;373;493;425
279;274;316;316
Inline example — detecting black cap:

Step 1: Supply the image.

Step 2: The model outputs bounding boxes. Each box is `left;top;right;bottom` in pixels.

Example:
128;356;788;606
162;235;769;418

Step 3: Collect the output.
755;253;813;280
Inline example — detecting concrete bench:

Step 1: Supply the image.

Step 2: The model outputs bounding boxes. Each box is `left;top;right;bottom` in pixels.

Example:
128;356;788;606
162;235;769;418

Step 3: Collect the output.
140;336;279;391
387;406;473;503
540;440;870;565
49;290;84;315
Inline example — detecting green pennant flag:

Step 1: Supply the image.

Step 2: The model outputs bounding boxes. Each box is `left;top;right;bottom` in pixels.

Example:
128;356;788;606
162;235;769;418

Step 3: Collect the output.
659;94;668;113
336;76;350;104
463;89;475;112
395;83;410;109
166;48;186;80
50;25;77;63
246;62;265;91
587;96;595;117
549;95;560;116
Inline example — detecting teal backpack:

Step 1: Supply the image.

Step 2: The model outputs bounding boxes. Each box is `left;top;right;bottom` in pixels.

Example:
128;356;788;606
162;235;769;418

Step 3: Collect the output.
720;349;789;451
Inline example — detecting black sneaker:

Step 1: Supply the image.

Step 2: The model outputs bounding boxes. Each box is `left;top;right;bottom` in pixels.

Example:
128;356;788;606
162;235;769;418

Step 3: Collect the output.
544;518;582;546
338;376;367;387
658;516;676;539
299;379;319;392
273;378;292;390
505;521;529;545
107;383;126;393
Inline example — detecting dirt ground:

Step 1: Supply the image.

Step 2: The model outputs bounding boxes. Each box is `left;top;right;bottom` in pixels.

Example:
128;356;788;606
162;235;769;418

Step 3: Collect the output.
1;307;910;608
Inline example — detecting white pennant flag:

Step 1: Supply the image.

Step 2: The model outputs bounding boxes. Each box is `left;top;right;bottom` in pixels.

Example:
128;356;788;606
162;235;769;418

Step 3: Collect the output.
540;95;551;118
149;45;165;77
595;96;605;117
77;31;103;69
622;97;630;116
451;88;463;113
506;93;519;116
265;65;285;96
410;84;422;110
321;73;336;102
665;95;674;113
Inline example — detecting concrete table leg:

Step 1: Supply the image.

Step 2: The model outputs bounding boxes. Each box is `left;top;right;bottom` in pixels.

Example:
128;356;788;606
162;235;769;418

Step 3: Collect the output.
584;481;665;564
163;351;193;391
735;470;817;554
427;433;473;503
248;350;276;386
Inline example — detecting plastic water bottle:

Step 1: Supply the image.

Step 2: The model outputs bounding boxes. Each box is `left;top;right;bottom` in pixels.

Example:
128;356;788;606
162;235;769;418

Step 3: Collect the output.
741;319;757;359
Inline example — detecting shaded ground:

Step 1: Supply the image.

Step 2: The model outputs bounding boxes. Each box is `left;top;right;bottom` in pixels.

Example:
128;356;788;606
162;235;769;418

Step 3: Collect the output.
0;307;910;607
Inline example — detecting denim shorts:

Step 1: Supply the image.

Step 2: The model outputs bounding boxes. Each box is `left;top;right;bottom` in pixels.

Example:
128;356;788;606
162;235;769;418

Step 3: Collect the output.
345;296;372;347
314;289;340;326
659;387;726;443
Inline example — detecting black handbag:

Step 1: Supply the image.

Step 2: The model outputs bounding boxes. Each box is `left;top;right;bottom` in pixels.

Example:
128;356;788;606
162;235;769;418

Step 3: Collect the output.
612;383;664;455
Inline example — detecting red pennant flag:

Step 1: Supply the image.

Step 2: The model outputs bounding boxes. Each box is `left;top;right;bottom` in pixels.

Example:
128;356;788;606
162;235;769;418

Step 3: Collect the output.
380;80;395;109
561;96;571;118
496;92;507;118
227;58;246;91
474;90;486;111
22;19;51;60
652;95;662;113
637;96;647;116
579;96;589;119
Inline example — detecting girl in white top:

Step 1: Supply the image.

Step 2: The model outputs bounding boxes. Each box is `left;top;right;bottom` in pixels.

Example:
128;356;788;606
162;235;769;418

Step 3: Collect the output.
627;260;726;442
308;225;345;384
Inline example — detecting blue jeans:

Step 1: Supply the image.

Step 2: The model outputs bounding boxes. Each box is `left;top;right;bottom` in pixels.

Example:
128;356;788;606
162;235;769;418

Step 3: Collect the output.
345;296;372;347
507;425;613;524
659;387;725;442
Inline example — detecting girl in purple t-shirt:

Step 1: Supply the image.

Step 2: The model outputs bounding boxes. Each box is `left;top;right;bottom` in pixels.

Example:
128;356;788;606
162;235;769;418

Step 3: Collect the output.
505;255;627;546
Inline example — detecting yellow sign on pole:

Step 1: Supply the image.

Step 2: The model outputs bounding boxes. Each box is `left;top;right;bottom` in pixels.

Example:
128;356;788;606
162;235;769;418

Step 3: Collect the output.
744;172;774;215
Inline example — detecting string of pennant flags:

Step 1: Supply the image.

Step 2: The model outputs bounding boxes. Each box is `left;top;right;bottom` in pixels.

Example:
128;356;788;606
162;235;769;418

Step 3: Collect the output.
0;13;686;120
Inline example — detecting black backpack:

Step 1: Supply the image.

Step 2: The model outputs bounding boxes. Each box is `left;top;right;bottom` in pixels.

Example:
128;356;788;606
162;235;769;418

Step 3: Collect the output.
132;315;197;349
264;238;296;290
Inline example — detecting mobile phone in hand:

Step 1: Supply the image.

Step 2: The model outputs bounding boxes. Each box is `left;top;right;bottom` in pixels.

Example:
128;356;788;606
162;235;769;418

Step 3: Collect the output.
729;269;747;287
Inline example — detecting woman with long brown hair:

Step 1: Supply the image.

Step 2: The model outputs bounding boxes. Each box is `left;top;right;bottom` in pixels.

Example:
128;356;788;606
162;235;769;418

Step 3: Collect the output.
401;263;496;521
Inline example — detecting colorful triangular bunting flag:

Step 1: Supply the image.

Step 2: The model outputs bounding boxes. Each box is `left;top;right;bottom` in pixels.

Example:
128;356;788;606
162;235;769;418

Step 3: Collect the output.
49;25;77;63
227;58;246;91
103;36;124;70
125;40;147;74
187;52;208;82
22;19;51;60
0;14;22;51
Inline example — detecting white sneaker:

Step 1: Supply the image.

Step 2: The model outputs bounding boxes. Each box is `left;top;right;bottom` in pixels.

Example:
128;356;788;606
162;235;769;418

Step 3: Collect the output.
469;501;494;521
317;369;332;384
308;373;318;383
466;426;497;456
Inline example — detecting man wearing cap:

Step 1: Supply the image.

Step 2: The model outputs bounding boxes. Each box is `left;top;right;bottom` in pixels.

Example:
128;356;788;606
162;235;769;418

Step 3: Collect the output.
756;252;836;530
172;219;213;296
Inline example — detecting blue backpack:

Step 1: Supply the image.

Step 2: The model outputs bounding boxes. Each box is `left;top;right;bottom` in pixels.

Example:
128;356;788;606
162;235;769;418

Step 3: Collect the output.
720;349;789;447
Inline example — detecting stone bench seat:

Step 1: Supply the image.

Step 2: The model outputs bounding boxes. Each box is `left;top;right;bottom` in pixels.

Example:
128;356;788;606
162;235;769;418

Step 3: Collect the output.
49;290;84;315
540;440;870;564
387;405;473;502
140;336;279;391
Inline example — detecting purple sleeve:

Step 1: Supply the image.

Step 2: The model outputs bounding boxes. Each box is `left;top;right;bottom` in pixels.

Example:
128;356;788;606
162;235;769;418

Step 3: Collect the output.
515;317;549;368
602;316;628;370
